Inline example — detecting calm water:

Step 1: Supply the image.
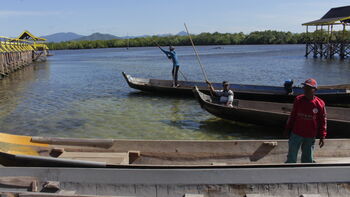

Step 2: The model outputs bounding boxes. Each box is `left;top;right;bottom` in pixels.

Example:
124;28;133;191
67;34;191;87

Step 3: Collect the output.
0;45;349;139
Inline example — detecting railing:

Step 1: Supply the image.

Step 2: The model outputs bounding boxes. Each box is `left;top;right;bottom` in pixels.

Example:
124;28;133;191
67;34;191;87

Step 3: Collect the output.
0;36;49;79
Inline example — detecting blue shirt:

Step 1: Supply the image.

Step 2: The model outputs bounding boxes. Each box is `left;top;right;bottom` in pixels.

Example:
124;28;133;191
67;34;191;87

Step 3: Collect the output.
161;48;179;66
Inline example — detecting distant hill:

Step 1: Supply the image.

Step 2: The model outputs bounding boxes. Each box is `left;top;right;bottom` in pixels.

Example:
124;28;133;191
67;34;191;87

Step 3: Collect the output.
120;31;189;39
42;32;84;42
176;31;187;36
43;31;187;43
74;33;120;41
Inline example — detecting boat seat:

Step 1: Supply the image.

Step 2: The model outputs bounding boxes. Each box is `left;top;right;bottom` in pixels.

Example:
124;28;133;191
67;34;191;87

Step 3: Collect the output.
58;152;129;165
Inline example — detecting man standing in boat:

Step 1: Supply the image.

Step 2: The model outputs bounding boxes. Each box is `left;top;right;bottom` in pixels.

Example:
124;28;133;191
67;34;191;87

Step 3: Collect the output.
206;80;234;107
284;78;327;163
159;46;180;87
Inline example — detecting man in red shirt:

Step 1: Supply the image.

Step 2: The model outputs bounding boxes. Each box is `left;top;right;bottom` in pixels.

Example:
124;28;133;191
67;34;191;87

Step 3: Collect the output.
284;78;327;163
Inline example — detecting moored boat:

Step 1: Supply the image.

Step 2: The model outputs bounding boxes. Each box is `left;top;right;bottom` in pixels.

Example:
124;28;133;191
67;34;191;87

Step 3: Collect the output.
1;132;350;168
193;87;350;137
122;72;350;105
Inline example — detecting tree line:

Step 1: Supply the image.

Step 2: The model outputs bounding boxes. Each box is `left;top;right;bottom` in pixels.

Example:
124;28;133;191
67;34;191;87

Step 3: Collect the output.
47;30;350;50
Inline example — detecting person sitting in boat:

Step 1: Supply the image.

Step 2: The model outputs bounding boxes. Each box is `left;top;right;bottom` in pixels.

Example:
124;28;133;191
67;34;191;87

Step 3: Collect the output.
206;80;234;107
284;79;294;95
284;78;326;163
159;46;180;87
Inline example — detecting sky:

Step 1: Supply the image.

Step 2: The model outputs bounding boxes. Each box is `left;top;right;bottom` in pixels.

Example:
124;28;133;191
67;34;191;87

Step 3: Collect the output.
0;0;349;37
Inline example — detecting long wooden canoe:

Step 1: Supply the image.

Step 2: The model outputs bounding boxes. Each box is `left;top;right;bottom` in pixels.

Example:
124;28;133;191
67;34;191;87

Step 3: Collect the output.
193;87;350;137
1;132;350;168
2;166;350;197
122;72;350;105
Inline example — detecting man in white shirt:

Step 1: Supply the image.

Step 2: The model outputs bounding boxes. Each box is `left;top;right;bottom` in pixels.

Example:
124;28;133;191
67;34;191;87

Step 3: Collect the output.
206;80;234;107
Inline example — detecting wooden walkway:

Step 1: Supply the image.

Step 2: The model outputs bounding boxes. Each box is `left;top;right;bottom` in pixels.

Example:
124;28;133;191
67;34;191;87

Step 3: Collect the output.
0;33;49;80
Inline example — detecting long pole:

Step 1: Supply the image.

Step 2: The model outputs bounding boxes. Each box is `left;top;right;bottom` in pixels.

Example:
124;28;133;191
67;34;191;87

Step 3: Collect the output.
184;23;209;82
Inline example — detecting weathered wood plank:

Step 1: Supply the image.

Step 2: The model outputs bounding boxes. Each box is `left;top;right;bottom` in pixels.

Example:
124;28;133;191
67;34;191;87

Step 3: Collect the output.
0;176;38;188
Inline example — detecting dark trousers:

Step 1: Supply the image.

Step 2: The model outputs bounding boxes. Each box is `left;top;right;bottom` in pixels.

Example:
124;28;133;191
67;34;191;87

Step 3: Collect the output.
172;65;179;85
286;132;315;163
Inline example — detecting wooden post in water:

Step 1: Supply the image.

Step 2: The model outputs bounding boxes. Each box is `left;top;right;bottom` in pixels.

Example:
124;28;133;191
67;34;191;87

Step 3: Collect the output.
340;23;346;59
313;25;318;58
305;25;309;57
0;54;4;77
320;25;323;58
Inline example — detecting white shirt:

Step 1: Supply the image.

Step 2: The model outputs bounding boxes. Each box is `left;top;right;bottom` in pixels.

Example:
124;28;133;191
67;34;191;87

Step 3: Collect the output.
215;90;234;103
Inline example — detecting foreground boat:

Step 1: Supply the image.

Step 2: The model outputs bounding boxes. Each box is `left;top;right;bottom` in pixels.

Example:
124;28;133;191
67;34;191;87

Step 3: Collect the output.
2;166;350;197
122;72;350;105
1;132;350;168
1;132;350;196
193;87;350;137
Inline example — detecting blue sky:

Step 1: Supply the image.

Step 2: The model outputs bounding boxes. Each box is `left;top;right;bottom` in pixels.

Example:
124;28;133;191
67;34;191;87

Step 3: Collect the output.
0;0;349;37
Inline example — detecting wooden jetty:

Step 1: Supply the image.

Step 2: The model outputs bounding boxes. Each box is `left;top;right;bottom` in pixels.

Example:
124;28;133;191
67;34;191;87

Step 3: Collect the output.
1;133;350;196
0;31;49;80
193;87;350;137
303;6;350;59
123;72;350;105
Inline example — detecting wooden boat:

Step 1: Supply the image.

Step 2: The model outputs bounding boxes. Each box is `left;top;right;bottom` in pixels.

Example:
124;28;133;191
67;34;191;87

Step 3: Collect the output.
1;132;350;168
2;132;350;196
193;87;350;137
3;166;350;197
122;72;350;105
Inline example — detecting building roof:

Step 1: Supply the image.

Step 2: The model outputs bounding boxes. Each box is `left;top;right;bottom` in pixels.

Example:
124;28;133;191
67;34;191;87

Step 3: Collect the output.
15;30;46;41
303;6;350;26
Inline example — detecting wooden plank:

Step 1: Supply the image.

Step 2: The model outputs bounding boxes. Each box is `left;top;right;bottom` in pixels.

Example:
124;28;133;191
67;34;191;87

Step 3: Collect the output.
316;157;350;163
299;194;321;197
31;137;113;148
128;151;140;164
183;194;204;197
59;152;128;165
0;176;38;188
18;192;136;197
0;133;48;147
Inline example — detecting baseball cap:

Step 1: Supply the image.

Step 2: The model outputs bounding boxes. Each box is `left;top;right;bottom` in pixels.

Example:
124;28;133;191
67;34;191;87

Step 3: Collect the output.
302;78;317;89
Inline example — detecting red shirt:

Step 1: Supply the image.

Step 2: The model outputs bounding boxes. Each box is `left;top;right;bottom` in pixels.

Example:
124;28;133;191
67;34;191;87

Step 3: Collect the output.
286;95;327;138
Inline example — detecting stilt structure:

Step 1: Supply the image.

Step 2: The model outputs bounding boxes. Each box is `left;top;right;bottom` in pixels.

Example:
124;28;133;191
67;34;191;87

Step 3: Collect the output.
303;6;350;59
0;31;49;79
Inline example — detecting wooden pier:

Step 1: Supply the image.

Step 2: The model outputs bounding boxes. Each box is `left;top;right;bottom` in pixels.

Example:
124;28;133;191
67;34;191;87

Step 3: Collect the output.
0;31;49;80
303;6;350;59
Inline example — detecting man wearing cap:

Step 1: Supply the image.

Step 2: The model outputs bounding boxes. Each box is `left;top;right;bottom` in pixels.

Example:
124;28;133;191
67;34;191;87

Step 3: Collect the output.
206;80;234;107
160;46;180;87
284;78;327;163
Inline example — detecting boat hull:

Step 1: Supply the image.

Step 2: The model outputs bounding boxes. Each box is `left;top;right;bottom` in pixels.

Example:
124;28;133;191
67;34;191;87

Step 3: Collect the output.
193;87;350;137
122;72;350;105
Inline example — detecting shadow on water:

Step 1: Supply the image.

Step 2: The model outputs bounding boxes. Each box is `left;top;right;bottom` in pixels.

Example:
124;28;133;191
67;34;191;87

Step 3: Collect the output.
162;116;284;140
198;118;283;139
127;91;194;100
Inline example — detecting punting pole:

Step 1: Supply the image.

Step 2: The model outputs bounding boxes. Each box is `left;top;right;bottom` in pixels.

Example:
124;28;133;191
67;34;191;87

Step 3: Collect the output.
184;23;209;82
